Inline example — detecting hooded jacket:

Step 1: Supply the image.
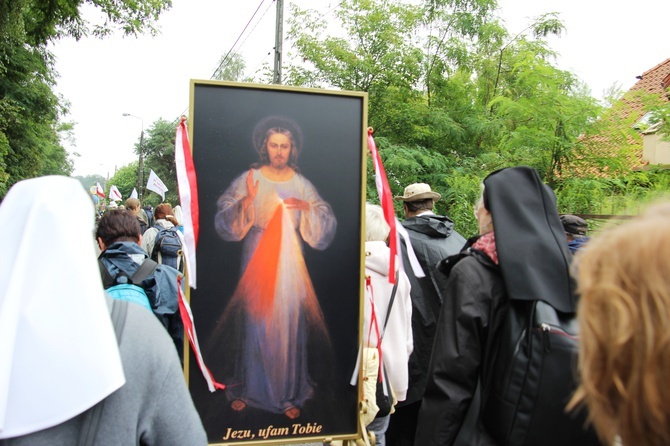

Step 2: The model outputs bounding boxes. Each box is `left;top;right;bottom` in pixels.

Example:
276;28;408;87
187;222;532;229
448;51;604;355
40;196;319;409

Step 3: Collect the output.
414;241;505;446
98;241;184;359
364;241;413;402
400;214;466;404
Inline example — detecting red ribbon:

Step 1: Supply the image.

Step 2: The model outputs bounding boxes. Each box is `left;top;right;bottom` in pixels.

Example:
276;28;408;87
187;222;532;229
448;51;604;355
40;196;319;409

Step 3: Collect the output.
365;276;384;381
367;128;397;283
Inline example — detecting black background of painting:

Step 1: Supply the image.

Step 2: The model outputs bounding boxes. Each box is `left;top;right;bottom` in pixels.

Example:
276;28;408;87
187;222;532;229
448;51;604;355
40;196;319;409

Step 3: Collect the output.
188;82;364;444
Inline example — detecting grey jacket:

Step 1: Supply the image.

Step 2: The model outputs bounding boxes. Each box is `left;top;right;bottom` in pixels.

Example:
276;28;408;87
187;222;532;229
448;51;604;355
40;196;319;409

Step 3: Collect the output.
400;214;466;404
1;298;207;446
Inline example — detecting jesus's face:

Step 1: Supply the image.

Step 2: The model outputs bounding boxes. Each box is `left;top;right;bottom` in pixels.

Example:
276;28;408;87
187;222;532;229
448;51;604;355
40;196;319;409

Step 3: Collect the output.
266;133;292;170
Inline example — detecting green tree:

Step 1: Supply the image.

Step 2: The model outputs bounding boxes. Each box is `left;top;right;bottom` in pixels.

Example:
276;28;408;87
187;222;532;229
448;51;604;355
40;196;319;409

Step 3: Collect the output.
286;0;607;225
213;53;249;82
2;0;172;46
485;40;601;185
138;118;179;206
106;162;139;200
0;41;69;198
0;0;172;200
75;173;106;191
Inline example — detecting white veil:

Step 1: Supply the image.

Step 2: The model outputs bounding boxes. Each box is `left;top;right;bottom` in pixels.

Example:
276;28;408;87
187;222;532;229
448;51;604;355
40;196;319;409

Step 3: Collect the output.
0;176;125;439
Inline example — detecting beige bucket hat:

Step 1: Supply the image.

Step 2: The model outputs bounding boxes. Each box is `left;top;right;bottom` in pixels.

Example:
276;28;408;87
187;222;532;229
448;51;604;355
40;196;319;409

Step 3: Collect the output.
394;183;441;202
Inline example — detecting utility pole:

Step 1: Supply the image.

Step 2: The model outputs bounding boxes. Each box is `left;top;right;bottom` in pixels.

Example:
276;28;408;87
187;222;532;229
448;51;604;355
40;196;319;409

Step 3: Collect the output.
273;0;284;84
138;129;144;204
123;113;144;204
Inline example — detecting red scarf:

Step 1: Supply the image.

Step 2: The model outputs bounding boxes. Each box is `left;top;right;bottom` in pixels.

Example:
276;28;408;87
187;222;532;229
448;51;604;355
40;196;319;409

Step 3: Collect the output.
472;231;499;265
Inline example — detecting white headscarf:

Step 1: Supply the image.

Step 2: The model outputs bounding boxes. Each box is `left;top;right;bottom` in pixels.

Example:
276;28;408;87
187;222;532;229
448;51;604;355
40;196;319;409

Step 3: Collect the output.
0;176;125;439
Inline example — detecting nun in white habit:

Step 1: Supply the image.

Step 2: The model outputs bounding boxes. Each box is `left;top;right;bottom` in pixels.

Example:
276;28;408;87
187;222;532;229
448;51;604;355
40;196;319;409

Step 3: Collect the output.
0;176;206;445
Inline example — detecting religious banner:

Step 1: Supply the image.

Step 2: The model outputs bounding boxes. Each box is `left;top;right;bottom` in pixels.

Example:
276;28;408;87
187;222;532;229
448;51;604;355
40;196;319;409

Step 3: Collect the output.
187;80;368;445
146;169;168;200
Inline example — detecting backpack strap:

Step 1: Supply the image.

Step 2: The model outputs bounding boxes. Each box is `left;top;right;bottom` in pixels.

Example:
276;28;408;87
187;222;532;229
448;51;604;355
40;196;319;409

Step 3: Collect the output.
98;258;158;288
380;271;400;341
77;299;128;446
130;258;158;284
150;225;166;261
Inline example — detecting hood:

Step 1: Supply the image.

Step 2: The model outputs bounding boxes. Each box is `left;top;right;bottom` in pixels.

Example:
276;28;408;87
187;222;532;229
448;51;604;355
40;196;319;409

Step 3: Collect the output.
104;241;148;258
483;166;576;313
365;241;391;277
155;218;175;229
402;214;455;238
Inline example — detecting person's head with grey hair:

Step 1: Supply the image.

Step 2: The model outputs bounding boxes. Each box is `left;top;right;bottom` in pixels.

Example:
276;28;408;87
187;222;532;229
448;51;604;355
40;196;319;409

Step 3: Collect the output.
365;202;390;242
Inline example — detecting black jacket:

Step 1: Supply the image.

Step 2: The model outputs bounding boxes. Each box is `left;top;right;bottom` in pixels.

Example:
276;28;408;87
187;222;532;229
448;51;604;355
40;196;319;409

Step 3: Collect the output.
400;214;466;404
416;167;580;445
415;245;508;446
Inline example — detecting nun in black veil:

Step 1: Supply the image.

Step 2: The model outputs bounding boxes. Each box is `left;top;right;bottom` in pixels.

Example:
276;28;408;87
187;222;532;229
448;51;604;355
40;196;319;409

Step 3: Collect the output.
414;166;597;446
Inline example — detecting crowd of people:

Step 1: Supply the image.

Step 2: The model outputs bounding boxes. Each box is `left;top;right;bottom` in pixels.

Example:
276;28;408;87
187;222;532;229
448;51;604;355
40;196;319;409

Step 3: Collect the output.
2;164;669;446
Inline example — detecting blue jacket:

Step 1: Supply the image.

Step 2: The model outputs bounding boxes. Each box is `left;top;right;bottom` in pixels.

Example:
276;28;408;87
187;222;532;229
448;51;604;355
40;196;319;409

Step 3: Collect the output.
568;236;590;254
99;241;184;360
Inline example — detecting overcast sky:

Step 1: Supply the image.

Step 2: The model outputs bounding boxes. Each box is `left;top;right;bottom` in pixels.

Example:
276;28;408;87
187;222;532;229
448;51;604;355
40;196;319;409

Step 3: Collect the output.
51;0;669;178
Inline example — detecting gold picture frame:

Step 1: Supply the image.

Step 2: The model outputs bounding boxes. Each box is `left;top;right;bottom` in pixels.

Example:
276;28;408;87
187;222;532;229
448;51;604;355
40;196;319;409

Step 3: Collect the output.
186;80;368;445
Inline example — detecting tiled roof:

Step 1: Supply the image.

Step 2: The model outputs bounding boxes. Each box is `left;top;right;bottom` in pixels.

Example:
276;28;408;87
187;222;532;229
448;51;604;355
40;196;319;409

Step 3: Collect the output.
568;57;670;176
617;57;670;122
631;58;670;97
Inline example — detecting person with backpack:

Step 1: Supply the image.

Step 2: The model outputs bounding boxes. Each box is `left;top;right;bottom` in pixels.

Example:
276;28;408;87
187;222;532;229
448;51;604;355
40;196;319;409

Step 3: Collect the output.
414;167;599;446
97;208;185;361
141;203;185;272
0;176;206;445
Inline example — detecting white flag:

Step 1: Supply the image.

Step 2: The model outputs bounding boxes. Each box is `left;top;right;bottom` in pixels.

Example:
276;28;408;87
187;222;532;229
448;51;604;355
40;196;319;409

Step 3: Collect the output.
146;169;168;200
130;188;138;199
109;185;122;202
95;182;105;198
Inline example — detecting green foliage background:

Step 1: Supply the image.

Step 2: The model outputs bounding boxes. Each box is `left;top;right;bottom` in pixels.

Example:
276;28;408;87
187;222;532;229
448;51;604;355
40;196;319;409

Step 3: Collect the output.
4;0;670;233
0;0;172;201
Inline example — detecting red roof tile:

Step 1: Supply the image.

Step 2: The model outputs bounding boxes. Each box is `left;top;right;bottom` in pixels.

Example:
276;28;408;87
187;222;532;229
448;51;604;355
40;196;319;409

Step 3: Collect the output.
567;57;670;176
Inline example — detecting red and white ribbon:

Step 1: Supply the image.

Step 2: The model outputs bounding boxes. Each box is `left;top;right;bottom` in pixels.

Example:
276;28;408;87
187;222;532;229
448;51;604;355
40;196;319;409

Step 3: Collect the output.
175;117;200;289
367;129;398;282
178;277;226;392
174;120;224;392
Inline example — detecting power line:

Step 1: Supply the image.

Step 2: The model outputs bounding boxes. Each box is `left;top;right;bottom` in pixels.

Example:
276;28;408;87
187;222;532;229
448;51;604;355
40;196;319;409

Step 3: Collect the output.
210;0;272;80
315;0;346;21
219;0;275;80
176;0;346;122
232;0;275;59
174;0;273;120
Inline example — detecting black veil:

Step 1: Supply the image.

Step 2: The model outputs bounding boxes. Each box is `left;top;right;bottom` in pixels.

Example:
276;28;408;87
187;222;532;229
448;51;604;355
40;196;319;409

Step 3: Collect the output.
483;166;577;313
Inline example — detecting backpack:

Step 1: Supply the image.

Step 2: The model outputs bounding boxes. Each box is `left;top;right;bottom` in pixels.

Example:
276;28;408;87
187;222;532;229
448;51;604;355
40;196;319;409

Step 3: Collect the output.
99;258;158;311
480;298;600;446
151;224;183;272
